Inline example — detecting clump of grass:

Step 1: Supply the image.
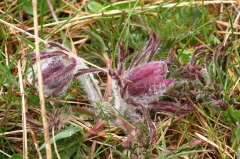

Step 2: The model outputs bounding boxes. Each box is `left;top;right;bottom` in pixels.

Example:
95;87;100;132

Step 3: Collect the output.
0;0;239;158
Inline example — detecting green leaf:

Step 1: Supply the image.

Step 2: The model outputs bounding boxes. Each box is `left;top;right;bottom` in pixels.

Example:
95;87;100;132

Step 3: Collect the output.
87;1;104;13
228;106;240;122
99;1;136;12
39;125;82;150
0;26;5;39
19;36;35;48
74;149;85;159
235;125;240;137
27;94;40;106
80;143;90;153
10;154;23;159
17;0;56;15
27;94;51;108
209;34;221;45
177;48;194;64
61;144;79;159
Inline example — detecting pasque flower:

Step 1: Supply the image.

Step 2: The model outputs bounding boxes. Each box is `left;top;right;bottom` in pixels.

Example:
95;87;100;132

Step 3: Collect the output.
112;33;193;143
121;61;175;142
123;61;174;104
27;42;102;100
27;42;78;96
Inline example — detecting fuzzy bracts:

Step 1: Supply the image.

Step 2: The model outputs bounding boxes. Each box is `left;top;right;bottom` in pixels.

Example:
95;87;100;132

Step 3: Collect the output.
110;33;194;144
27;43;77;96
27;42;102;103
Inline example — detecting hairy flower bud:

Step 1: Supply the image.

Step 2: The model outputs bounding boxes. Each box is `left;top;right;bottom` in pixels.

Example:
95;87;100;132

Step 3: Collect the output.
27;42;102;104
27;48;77;96
124;61;174;104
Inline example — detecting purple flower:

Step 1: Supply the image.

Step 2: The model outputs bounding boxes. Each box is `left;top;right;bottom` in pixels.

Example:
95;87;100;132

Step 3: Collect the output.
123;61;174;104
27;41;102;101
27;42;78;96
112;33;194;144
119;61;174;142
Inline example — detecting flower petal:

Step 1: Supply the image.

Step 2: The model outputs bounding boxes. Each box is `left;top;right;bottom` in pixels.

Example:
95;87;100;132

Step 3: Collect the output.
127;75;174;102
125;61;167;83
51;75;74;96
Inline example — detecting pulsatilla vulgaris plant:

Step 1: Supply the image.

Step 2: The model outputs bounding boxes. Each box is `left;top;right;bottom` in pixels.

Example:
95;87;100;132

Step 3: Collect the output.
27;42;102;103
27;33;194;147
27;42;78;96
109;33;194;145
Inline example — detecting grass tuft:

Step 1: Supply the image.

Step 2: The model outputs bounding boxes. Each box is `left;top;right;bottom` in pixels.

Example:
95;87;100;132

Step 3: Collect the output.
0;0;239;158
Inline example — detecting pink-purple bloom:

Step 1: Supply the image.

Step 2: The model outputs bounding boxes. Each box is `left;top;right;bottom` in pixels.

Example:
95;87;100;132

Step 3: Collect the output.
123;61;174;104
111;33;194;144
27;42;78;96
119;61;174;143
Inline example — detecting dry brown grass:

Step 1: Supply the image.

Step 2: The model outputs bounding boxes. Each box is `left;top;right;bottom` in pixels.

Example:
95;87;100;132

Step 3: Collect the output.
0;0;239;158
